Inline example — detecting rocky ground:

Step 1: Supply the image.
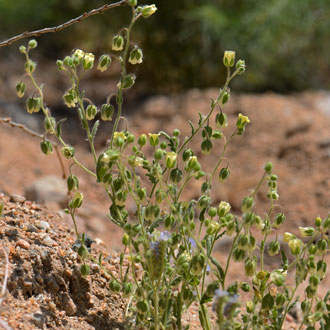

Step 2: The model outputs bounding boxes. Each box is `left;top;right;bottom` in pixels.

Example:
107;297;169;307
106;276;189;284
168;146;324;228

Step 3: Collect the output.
1;86;330;329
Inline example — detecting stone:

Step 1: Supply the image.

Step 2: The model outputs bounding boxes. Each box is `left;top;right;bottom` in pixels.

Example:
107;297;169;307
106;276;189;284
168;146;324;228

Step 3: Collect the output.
25;176;67;205
10;194;26;203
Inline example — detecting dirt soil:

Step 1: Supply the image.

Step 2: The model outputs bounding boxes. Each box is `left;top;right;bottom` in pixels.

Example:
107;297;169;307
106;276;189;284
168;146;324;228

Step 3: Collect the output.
1;88;330;329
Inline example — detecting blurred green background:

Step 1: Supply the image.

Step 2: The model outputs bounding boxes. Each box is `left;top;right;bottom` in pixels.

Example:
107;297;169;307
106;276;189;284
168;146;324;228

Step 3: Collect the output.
1;0;329;93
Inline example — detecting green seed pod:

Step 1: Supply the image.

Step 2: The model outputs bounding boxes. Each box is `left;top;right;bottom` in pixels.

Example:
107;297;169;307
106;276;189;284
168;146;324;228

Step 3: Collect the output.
316;239;327;254
122;282;133;297
109;279;121;293
136;300;148;312
270;270;285;286
288;238;302;256
301;300;311;313
240;282;250;292
100;104;114;121
219;167;230;182
237;234;249;250
40;141;53;155
208;207;217;218
112;35;124;51
232;248;246;262
69;191;84;209
67;175;79;191
299;226;315;237
80;264;90;278
187;156;199;171
155;148;163;160
273;213;286;228
236;59;246;74
19;45;26;54
245;258;256;277
305;285;316;299
97;54;112;72
119;74;136;89
221;91;230;105
128;47;143;65
268;240;280;256
315;217;322;227
201;139;212;155
128;0;137;6
15;82;26;98
215;112;227;128
309;275;319;290
322;215;330;231
24;60;36;74
86;104;97;121
191;254;206;277
275;294;286;307
82;52;95;70
170;168;182;183
137;187;147;201
165;152;177;169
182;148;193;161
308;244;317;255
317;260;327;278
122;233;129;245
141;4;157;18
246;300;254;313
197;195;211;209
138;134;147;147
61;145;75;158
241;197;254;214
212;130;223;139
43;116;56;133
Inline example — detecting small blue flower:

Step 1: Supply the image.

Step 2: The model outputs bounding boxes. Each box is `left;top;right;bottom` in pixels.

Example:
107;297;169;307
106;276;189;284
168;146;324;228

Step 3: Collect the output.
159;231;171;242
189;237;197;250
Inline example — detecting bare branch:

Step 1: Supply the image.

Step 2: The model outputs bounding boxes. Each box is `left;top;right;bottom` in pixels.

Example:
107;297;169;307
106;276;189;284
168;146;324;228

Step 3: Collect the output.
0;0;128;48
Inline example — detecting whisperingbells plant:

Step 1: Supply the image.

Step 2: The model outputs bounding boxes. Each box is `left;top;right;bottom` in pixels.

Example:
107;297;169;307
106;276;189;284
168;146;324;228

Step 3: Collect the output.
14;1;330;329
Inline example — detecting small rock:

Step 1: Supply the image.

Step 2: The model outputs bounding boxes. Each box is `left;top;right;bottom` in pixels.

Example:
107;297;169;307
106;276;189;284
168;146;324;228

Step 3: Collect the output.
35;220;50;231
62;293;77;316
41;235;56;247
25;176;67;204
16;239;30;250
5;228;18;237
10;194;26;203
31;312;46;329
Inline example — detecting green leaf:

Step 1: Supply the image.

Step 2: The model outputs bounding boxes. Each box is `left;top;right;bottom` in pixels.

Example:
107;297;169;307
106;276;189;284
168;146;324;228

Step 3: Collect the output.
91;120;99;141
210;256;225;281
188;120;195;135
56;118;67;137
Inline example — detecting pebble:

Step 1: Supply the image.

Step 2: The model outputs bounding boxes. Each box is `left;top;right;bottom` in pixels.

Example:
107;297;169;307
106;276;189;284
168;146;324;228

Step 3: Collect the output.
16;239;30;249
5;228;18;237
35;220;50;231
41;235;56;247
10;194;26;203
31;312;46;329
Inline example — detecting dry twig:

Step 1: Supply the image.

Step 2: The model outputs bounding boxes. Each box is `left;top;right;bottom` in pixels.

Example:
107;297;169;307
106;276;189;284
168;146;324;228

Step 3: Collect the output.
0;0;128;48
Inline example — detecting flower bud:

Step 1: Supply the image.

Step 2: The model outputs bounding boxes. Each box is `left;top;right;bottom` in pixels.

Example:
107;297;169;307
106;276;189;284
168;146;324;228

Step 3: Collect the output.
299;226;315;237
61;145;75;158
69;191;84;209
74;49;85;62
63;89;77;108
40;141;53;155
283;232;293;242
221;91;230;105
315;217;322;227
198;195;211;210
322;215;330;231
191;254;206;277
82;52;94;70
219;167;230;182
112;35;124;51
28;39;37;49
148;133;159;147
206;221;220;235
246;300;254;313
223;51;236;67
56;60;65;71
264;162;273;174
100;103;114;121
24;60;36;74
129;47;143;65
236;113;250;129
187;156;200;172
316;239;327;254
97;54;111;72
15;82;26;98
165;152;177;169
217;201;231;217
86;104;97;120
240;282;250;292
128;0;137;6
19;45;26;54
137;133;147;147
122;282;133;297
235;59;246;74
226;221;236;236
141;4;157;18
288;238;302;256
305;285;316;299
208;207;217;218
